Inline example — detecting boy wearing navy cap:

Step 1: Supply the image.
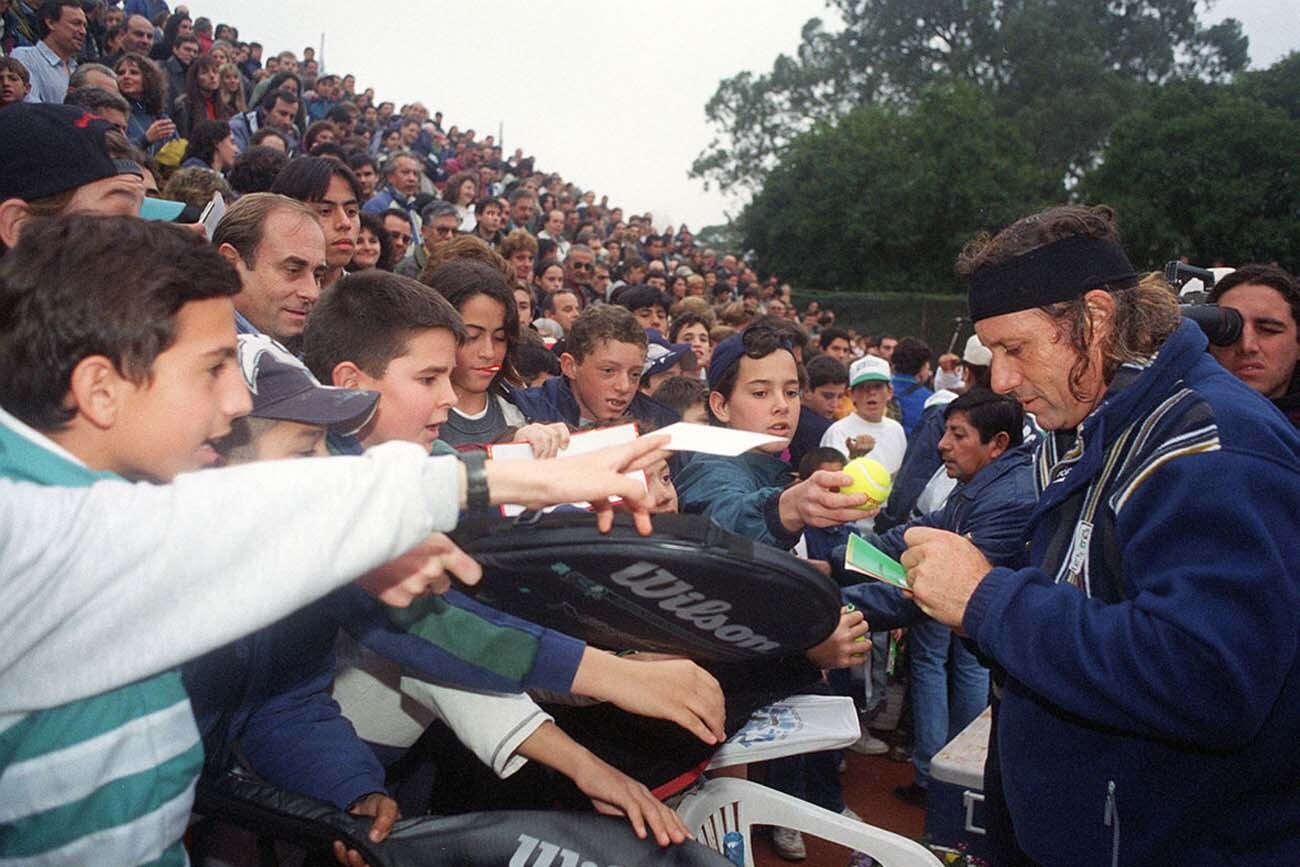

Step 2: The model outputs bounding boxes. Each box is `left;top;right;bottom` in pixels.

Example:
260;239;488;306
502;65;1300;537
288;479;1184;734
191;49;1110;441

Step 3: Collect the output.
676;324;870;548
0;102;144;249
222;333;380;462
639;329;698;396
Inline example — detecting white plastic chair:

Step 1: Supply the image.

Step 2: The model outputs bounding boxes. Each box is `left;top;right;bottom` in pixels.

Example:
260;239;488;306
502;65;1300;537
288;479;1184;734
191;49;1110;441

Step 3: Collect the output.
675;695;942;867
676;777;942;867
705;694;862;771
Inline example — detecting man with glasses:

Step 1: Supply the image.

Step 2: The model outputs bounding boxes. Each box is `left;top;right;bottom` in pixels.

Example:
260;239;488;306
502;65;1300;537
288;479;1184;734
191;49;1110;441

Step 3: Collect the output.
564;244;598;305
395;200;459;279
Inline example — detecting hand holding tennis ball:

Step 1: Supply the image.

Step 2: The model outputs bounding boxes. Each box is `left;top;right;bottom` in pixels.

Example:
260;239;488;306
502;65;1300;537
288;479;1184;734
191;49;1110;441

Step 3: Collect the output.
840;457;892;509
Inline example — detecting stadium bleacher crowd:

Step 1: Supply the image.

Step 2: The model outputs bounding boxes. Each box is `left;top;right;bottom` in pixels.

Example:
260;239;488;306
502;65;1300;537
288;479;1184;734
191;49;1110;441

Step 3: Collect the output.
2;1;1299;866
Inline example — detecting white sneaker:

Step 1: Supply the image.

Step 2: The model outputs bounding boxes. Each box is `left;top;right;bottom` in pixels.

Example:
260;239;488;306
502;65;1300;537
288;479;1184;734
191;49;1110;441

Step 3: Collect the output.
848;732;889;756
771;827;807;861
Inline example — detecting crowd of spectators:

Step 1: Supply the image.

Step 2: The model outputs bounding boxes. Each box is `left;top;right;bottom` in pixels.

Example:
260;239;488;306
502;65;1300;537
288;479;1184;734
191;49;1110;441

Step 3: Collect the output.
2;2;1299;866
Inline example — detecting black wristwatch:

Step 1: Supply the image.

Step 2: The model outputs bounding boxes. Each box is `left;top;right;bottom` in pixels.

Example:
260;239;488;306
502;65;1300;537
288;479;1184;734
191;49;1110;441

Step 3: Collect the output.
459;450;490;511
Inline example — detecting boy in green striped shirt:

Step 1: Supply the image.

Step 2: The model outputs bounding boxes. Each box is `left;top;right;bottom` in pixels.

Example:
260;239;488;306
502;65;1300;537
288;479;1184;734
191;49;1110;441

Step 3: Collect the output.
0;215;679;865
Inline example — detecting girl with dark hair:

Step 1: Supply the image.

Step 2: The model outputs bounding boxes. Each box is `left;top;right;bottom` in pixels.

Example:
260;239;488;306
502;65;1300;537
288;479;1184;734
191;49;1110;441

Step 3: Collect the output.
533;257;564;297
114;53;178;155
352;212;394;272
180;120;237;172
150;11;190;61
425;261;567;453
442;170;478;231
172;55;231;137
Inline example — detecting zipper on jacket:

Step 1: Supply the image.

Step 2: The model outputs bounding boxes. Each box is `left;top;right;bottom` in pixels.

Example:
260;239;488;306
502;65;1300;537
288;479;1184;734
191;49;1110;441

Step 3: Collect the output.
1104;779;1120;867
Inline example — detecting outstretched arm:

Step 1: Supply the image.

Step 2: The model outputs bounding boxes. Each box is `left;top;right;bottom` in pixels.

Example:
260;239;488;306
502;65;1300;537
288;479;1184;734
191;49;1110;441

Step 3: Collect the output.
515;721;691;847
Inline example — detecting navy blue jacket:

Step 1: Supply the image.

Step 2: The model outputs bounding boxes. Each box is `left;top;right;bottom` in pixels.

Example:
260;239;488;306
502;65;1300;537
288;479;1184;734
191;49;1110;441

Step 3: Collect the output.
184;585;585;810
874;397;950;532
787;406;830;472
506;375;680;431
837;441;1036;628
964;321;1300;865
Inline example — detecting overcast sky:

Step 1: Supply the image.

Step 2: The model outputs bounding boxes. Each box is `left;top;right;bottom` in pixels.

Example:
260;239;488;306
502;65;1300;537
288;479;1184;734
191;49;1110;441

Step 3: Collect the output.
211;0;1298;230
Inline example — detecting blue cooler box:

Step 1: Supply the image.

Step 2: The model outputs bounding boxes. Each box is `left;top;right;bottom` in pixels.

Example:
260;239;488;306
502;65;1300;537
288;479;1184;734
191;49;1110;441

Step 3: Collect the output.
925;706;991;862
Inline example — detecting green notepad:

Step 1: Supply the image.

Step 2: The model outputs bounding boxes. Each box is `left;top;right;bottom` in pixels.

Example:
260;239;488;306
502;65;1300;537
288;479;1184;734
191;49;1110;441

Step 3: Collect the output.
845;533;909;588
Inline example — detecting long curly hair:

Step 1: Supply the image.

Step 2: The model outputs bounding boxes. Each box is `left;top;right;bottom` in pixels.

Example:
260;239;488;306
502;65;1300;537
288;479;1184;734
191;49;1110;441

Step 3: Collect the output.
115;52;167;115
956;204;1180;401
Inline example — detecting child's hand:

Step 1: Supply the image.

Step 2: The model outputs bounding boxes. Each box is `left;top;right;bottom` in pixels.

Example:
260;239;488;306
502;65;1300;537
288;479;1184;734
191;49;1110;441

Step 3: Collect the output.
331;792;399;866
489;435;669;534
805;607;869;670
571;752;691;846
846;434;876;457
513;422;571;459
575;652;725;745
355;533;481;606
778;470;875;533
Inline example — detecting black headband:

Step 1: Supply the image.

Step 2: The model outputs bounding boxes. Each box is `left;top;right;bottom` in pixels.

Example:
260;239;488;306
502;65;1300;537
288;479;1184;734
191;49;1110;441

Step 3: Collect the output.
967;235;1138;322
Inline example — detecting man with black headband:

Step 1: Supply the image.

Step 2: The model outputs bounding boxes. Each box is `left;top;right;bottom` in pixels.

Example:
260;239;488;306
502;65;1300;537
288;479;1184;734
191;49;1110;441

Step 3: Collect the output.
898;205;1300;865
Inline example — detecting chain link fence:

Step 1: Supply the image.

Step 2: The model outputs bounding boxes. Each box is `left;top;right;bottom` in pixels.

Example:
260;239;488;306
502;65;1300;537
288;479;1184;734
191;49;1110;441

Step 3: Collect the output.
789;290;972;355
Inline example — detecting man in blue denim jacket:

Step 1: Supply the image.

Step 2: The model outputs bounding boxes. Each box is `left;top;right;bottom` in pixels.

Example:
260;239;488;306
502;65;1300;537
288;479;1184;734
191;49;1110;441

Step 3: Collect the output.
837;388;1036;806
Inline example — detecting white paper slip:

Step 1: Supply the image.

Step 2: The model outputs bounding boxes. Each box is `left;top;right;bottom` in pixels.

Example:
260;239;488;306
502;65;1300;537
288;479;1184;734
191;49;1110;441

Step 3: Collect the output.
487;423;644;516
199;191;226;241
488;422;638;463
652;422;784;456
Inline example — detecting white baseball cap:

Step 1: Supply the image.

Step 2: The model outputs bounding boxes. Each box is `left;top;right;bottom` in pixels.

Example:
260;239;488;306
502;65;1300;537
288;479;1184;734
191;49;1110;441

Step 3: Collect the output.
849;355;891;387
962;335;992;367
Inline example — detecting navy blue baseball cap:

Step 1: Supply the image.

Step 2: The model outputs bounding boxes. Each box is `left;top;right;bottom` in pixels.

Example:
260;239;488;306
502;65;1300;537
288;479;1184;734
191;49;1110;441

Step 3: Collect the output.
643;329;697;379
707;333;746;386
707;328;794;386
0;103;141;202
237;334;379;435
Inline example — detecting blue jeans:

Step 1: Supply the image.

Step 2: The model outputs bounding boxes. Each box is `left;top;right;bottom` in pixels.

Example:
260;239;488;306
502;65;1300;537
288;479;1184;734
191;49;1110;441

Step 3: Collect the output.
766;750;845;813
909;618;989;787
864;631;889;716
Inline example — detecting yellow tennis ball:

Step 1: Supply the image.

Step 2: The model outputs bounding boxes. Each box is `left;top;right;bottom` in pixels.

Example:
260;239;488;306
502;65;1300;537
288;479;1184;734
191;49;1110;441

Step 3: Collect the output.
841;457;892;508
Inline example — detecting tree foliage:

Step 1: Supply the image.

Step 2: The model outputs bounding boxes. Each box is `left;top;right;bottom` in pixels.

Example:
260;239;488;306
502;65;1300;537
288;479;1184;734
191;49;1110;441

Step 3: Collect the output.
738;84;1060;292
693;0;1248;193
1077;67;1300;273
